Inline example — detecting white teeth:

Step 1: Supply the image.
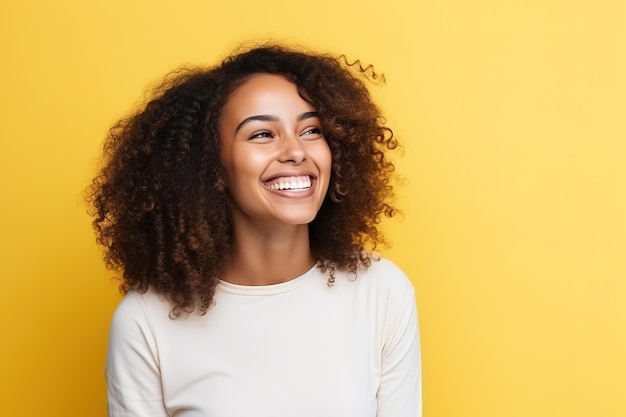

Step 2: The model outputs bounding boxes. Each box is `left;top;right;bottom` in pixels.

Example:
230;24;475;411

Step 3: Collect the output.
266;176;311;191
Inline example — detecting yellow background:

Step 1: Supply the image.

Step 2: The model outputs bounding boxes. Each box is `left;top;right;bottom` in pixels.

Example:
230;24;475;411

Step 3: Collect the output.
1;0;624;416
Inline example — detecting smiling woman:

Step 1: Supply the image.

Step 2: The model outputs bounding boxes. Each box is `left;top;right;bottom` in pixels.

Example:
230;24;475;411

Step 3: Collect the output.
218;74;332;231
87;44;421;417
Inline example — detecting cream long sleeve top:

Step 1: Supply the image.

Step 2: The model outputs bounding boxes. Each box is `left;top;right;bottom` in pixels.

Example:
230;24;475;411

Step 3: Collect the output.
106;257;421;417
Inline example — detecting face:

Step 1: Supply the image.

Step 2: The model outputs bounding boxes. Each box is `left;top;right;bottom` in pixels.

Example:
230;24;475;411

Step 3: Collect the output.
218;73;332;227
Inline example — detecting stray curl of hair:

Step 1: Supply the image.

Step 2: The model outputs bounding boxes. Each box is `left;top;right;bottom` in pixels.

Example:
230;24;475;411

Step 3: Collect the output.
87;44;399;318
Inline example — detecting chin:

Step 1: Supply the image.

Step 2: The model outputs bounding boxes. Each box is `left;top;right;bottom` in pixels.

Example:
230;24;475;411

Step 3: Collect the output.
274;212;319;226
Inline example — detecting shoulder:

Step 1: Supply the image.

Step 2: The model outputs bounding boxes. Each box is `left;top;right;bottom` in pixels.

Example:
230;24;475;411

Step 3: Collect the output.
331;255;415;307
352;255;414;293
109;290;172;338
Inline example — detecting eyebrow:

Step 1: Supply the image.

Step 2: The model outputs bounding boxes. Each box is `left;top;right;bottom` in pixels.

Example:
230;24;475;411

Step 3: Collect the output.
234;111;320;134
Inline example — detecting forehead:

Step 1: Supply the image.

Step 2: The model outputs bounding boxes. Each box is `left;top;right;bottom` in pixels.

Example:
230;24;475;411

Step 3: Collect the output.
222;73;314;117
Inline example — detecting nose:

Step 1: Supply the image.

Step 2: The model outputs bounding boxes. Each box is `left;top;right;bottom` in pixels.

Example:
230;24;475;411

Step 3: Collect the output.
278;134;306;164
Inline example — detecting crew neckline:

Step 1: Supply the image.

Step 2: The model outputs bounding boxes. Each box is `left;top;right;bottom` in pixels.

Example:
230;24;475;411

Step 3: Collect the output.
217;264;319;295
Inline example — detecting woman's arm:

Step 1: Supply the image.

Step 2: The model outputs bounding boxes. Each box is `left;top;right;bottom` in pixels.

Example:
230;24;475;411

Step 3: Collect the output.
377;270;422;417
106;292;169;417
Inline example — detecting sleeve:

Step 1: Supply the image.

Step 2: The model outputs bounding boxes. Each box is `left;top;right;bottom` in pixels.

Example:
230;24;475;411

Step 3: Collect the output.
376;266;422;417
105;292;169;417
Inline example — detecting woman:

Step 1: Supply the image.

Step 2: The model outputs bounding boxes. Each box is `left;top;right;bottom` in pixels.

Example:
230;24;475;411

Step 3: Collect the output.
89;44;421;417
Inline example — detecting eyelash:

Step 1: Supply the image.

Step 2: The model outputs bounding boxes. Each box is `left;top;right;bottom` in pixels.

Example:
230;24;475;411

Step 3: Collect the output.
248;130;274;140
302;127;322;136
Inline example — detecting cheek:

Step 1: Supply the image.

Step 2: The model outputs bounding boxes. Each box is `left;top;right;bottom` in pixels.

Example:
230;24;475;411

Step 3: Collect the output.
315;142;333;177
228;147;271;184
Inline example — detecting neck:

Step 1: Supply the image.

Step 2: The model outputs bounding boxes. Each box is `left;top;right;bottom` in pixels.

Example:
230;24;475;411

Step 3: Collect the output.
222;218;315;286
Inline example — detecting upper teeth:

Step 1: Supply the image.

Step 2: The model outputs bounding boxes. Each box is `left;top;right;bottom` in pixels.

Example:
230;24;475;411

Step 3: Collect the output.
266;176;311;190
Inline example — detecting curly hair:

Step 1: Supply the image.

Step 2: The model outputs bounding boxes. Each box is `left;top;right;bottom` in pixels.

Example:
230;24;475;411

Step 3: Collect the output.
88;44;398;318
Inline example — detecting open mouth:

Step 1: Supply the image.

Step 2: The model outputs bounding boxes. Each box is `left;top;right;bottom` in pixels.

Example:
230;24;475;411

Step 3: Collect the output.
263;175;312;191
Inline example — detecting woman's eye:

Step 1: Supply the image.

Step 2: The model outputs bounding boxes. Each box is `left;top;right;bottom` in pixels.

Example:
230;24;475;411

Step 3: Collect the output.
301;127;322;137
249;131;274;140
